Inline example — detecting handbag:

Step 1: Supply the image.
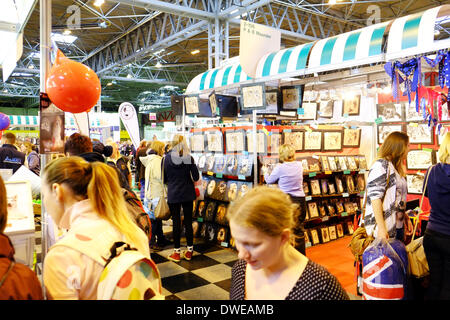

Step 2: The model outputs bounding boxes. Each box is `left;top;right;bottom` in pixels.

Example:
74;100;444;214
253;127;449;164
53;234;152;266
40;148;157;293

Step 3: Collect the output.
349;164;390;261
405;166;433;278
154;158;171;220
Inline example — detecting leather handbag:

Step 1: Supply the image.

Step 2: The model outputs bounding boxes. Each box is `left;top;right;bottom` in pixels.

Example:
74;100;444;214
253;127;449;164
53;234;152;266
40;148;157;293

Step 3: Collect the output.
349;164;390;261
405;166;432;278
154;158;171;220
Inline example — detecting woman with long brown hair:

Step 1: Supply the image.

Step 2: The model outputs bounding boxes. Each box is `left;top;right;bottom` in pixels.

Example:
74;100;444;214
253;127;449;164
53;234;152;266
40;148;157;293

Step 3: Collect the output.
363;131;412;240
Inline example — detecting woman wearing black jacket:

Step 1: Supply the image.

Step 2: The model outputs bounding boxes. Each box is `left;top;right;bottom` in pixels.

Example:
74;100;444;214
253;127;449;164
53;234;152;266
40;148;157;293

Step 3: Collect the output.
164;135;199;262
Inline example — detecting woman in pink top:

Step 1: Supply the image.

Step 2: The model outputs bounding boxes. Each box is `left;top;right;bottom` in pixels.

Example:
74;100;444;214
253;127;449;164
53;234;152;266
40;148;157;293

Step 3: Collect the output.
42;157;151;300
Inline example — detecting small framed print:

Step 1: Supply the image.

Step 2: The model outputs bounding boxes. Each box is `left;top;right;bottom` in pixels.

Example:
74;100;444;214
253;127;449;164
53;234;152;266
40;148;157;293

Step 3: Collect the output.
405;102;423;121
261;156;279;176
406;174;425;194
208;91;218;116
237;155;253;176
356;174;366;192
378;124;404;145
190;132;205;152
342;95;360;116
343;128;361;148
308;202;320;219
197;154;207;171
213;180;228;201
216;227;228;244
215;204;228;226
318;204;327;217
344;202;356;214
214;155;226;174
282;130;304;152
328;182;336;194
240;83;266;110
307;157;321;172
184;94;200;115
322;130;343;151
258;90;279;115
344;175;356;193
321;156;330;172
225;155;239;176
281;85;303;110
304;231;310;246
320;179;329;195
327;203;336;216
321;227;330;243
310;179;321;196
328;156;337;171
298;102;317;120
407;150;435;170
225;129;246;153
246;130;268;154
206;154;216;172
196;200;206;218
310;229;320;245
338;156;348;171
336;224;344;238
376;103;404;122
347;156;358;170
318;100;334;118
328;225;337;241
335;176;344;194
304;131;322;151
347;221;355;235
300;158;309;172
303;181;310;195
205;130;223;153
226;181;239;202
269;131;282;154
335;201;344;214
358;155;368;170
407;123;434;144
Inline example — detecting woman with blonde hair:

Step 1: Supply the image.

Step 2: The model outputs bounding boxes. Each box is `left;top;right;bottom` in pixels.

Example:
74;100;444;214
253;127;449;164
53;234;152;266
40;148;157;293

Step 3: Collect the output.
363;131;412;240
164;134;199;262
228;186;348;300
262;144;307;254
42;157;154;299
423;132;450;299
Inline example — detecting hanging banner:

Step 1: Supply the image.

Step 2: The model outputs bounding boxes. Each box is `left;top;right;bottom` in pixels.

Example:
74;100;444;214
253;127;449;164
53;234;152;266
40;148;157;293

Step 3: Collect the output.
39;92;65;154
72;112;90;137
118;102;140;149
239;20;281;78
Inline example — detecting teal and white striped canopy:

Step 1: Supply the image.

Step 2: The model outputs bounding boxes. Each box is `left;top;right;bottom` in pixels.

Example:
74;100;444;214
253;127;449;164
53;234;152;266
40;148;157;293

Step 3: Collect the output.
8;115;39;126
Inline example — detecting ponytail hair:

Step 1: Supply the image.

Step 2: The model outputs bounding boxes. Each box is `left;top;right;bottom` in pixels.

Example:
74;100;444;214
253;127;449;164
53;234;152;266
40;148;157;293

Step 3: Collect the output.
43;156;142;246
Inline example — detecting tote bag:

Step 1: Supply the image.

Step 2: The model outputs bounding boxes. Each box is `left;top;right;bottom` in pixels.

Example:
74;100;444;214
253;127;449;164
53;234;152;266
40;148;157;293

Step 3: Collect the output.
154;158;171;220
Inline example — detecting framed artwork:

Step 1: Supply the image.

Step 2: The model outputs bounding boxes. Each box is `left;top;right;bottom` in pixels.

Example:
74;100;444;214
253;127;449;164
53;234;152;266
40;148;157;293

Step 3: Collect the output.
205;202;217;222
246;130;268;154
320;179;329;195
214;155;226;174
344;202;355;214
298;102;317;121
304;231;310;246
336;224;344;238
190;133;205;152
338;156;348;171
328;225;337;241
192;221;201;237
215;204;228;225
344;175;356;193
335;176;344;194
310;229;320;245
335;201;344;214
3;181;34;233
347;156;358;170
327;203;336;216
377;124;404;145
356;174;366;192
407;123;434;144
307;158;321;172
281;85;303;110
240;83;266;110
225;155;239;176
358;155;368;170
261;156;279;176
376;103;403;122
310;179;321;196
237;155;253;176
216;227;228;244
237;182;253;199
258;90;279;115
208;91;218;116
328;156;337;171
200;177;210;199
282;130;304;152
328;182;336;194
322;130;343;151
206;179;217;197
407;150;435;170
196;200;206;218
405;102;423;121
269;131;282;154
343;128;361;148
347;221;354;235
225;129;245;153
303;181;310;195
342;95;360;116
308;202;320;219
321;227;330;243
300;158;309;172
205;130;223;153
318;100;334;118
206;155;216;172
304;131;322;151
318;204;327;217
226;181;239;202
197;154;208;171
213;180;228;201
406;174;425;194
184;95;200;115
321;156;330;172
206;223;218;242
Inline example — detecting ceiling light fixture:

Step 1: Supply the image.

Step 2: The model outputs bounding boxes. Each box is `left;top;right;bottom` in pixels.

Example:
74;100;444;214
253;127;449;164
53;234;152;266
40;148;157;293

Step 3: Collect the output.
155;62;162;68
63;29;71;35
106;82;113;86
94;0;105;7
191;49;200;55
328;0;337;4
126;74;133;79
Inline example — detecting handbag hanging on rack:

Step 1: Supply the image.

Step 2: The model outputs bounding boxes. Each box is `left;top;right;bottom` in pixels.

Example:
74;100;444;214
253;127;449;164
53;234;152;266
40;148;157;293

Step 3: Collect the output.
154;158;171;220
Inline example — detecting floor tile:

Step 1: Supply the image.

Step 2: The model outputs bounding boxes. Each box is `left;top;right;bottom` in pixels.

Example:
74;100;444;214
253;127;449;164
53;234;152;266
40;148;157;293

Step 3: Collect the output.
151;252;169;264
204;248;238;263
174;283;229;300
177;255;221;272
214;279;232;292
191;264;232;283
157;261;190;279
224;259;239;268
192;242;223;254
162;272;210;294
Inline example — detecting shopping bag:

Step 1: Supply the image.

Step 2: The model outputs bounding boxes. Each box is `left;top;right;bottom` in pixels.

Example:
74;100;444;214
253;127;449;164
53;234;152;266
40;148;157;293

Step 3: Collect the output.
406;236;429;278
362;238;408;300
154;196;170;220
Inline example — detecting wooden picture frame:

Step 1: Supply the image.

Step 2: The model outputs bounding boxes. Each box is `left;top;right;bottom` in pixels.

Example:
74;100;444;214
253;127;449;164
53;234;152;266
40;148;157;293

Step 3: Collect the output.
407;123;434;145
205;130;223;153
308;202;320;219
407;150;435;170
225;129;246;153
214;154;227;174
328;156;338;171
406;174;425;194
310;180;321;196
281;85;303;110
282;129;304;152
190;132;205;152
347;156;358;170
184;94;200;115
298;102;317;120
377;124;404;145
258;89;279;115
321;156;330;172
356;174;366;192
322;130;343;151
347;221;354;235
310;229;320;245
376;103;404;122
208;91;218;116
343;128;361;148
269;131;282;154
336;224;344;238
240;82;266;110
328;225;337;240
358;155;368;170
342;95;360;116
304;130;322;151
321;227;330;243
225;155;239;176
318;100;334;118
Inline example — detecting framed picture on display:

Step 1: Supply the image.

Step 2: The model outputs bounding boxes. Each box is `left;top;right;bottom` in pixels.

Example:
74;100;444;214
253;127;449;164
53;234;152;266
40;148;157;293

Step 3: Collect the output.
328;182;336;194
335;201;344;214
261;156;279;176
304;131;322;151
335;176;344;194
205;130;223;153
240;83;266;110
347;156;358;170
206;179;218;198
321;227;330;243
214;155;226;174
342;95;360;116
246;130;268;154
190;132;205;152
225;129;245;153
184;95;200;115
318;100;334;118
237;182;253;199
407;150;435;170
344;175;356;193
318;204;327;217
328;156;337;171
377;124;404;145
344;202;355;214
213;180;228;201
197;154;207;171
347;221;354;235
298;102;317;120
405;102;423;121
258;90;279;115
226;181;239;202
208;91;218;116
407;123;434;144
205;202;217;222
216;227;228;244
406;174;425;194
358;155;368;170
225;155;239;176
376;103;404;122
336;224;344;238
310;180;321;196
281;85;304;110
282;130;304;152
237;155;253;176
343;128;361;148
303;181;310;195
327;203;336;216
310;229;320;245
269;131;282;154
171;95;184;116
308;158;321;172
356;174;366;192
328;225;337;240
206;154;216;172
321;156;330;172
217;94;238;118
320;179;329;195
338;156;348;171
322;130;343;151
308;202;320;219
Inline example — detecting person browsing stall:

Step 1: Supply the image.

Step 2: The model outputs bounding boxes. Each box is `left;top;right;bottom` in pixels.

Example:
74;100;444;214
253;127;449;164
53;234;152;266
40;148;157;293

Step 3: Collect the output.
0;132;26;174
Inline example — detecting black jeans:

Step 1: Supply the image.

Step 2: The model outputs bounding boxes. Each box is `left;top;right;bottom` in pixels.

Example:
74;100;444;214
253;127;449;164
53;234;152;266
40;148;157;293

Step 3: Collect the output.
423;228;450;300
150;219;165;244
169;201;194;249
289;195;307;255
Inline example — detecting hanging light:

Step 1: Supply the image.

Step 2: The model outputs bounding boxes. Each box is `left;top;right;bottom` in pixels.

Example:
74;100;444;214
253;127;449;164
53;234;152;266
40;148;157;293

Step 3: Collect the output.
191;49;200;55
94;0;105;7
155;61;162;68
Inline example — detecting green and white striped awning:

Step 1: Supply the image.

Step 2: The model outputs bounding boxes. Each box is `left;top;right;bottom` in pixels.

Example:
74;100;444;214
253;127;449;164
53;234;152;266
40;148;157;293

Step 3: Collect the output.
186;63;252;93
8;115;39;126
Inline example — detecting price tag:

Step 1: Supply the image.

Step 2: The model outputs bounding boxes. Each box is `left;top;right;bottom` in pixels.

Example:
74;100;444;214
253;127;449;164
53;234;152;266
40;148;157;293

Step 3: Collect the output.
325;171;332;175
312;155;319;160
343;170;351;175
359;169;366;173
343;113;349;118
305;196;312;201
409;122;419;127
309;172;317;177
197;218;204;222
207;171;214;176
262;128;269;135
422;148;433;152
216;173;223;178
297;108;305;115
342;192;349;197
305;243;312;248
416;171;425;176
221;242;229;248
243;151;249;156
375;117;383;124
284;129;292;133
238;175;246;180
322;216;329;222
341;212;348;217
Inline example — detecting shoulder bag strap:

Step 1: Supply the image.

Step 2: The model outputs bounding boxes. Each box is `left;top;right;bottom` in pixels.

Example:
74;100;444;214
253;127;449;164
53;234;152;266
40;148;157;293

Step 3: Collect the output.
412;165;434;240
161;157;166;198
0;261;15;288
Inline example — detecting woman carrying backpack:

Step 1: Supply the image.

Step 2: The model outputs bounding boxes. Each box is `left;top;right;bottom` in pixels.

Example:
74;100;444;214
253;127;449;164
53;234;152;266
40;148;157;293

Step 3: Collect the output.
42;157;159;300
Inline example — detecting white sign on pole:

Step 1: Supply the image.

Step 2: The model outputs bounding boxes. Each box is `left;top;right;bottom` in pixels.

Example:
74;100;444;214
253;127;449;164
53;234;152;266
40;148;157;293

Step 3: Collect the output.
118;102;140;149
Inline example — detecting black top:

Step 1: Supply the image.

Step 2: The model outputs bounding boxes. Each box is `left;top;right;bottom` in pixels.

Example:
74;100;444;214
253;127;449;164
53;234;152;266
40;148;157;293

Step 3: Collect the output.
230;259;349;300
163;151;199;204
0;144;25;173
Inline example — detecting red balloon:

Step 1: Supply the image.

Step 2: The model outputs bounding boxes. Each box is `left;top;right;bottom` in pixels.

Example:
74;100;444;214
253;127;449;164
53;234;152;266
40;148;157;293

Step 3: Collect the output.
46;50;101;113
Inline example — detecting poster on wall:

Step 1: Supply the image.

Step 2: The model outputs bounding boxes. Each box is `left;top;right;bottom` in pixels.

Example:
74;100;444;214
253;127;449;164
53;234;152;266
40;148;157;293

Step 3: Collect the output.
377;124;403;145
343;128;361;147
407;123;434;144
40;93;65;154
240;83;266;110
119;102;140;150
342;95;360;116
376;103;403;122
